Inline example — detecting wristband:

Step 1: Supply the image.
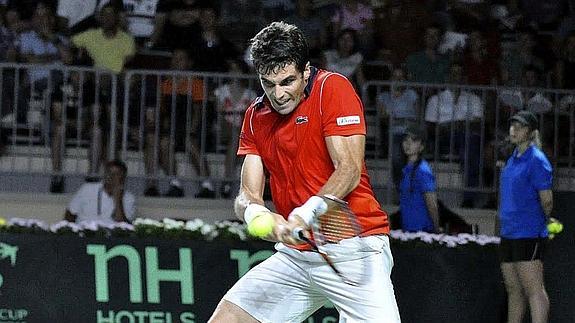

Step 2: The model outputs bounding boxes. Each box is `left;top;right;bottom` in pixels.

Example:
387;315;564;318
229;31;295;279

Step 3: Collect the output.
288;196;328;225
243;203;271;225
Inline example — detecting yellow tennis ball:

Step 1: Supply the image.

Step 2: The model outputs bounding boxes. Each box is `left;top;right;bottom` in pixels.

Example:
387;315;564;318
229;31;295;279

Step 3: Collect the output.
247;212;275;238
0;217;6;226
547;221;563;234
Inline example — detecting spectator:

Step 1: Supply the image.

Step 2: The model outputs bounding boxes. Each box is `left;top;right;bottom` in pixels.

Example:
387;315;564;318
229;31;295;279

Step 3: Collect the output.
64;159;136;224
56;0;102;34
17;3;70;125
499;110;552;323
193;6;239;72
519;0;567;32
554;31;575;89
320;28;365;91
330;0;375;55
6;0;57;21
260;0;294;22
425;62;484;158
148;0;202;51
120;0;160;46
500;29;545;87
463;30;499;85
406;25;451;84
213;58;256;198
398;127;440;233
0;10;17;62
217;0;264;49
376;66;418;192
49;70;90;193
71;3;135;175
374;0;430;66
284;0;327;64
143;48;215;198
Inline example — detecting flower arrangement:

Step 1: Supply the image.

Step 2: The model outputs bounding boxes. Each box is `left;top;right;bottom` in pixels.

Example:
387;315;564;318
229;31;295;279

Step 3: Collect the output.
0;217;499;247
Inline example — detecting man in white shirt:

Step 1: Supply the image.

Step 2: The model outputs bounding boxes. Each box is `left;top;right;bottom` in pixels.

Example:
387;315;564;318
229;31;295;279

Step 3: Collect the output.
65;160;136;224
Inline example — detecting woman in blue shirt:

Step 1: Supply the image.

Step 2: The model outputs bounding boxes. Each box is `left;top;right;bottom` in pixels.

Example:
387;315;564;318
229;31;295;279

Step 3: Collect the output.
399;128;440;233
499;110;553;323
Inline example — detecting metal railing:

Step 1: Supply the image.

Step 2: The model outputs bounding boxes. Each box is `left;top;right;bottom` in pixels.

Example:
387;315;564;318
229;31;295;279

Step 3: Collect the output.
362;80;575;203
0;63;574;199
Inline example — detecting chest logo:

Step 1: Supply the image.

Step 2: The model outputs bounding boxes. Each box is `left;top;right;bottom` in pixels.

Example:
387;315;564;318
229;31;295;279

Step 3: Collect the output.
295;116;309;125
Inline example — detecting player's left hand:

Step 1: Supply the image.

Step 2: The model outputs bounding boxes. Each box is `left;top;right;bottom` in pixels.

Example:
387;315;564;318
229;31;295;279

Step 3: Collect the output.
275;214;309;245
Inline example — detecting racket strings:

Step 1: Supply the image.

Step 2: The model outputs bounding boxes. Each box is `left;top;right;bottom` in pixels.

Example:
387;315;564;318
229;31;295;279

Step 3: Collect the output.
318;208;360;243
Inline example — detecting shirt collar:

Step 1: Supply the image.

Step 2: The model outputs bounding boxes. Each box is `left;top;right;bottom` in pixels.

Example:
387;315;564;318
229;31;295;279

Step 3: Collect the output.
512;143;534;160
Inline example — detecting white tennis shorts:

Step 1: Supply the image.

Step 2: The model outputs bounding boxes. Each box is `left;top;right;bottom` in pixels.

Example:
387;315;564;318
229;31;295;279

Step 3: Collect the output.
223;235;401;323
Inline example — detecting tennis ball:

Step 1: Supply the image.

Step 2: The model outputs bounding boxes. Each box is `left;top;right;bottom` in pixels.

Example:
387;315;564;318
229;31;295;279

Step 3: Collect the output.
247;212;275;238
547;221;563;234
0;217;5;226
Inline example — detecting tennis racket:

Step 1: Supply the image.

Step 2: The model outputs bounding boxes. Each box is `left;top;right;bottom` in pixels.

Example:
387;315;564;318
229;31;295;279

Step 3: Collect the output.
293;194;366;286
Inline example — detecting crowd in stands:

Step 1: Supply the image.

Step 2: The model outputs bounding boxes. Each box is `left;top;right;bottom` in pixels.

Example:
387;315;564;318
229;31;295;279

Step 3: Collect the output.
0;0;574;203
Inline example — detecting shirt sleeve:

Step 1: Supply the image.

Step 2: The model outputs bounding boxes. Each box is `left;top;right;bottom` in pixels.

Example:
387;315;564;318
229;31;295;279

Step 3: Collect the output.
71;30;89;48
237;105;259;156
68;184;88;215
417;165;436;193
530;154;553;191
320;74;366;137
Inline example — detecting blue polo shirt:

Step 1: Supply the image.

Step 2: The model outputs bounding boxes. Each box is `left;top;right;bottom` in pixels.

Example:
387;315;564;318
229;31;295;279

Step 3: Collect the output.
499;144;553;238
399;160;436;232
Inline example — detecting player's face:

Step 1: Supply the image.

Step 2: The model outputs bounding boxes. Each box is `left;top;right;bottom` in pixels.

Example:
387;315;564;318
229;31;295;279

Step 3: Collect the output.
509;121;530;145
259;63;310;115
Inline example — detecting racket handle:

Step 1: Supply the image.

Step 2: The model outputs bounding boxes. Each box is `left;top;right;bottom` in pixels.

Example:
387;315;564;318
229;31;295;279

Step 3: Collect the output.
293;227;305;241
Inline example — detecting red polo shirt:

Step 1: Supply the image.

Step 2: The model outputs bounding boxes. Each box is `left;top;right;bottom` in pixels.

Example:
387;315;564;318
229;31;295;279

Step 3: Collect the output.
238;68;389;237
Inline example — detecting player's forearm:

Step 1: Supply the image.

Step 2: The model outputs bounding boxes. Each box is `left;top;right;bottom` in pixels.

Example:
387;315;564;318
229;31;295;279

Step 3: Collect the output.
424;192;440;231
234;190;265;221
112;200;128;222
317;162;361;199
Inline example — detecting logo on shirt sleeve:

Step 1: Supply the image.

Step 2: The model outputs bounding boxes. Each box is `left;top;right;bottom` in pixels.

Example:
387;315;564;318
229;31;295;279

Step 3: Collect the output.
336;115;360;126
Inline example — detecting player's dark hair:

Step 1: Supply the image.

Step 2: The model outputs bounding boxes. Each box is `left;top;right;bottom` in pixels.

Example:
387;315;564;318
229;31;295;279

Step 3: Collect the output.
249;21;309;75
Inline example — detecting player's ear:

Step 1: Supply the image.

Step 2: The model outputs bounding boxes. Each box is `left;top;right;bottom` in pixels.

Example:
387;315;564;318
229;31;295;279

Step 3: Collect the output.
303;62;311;81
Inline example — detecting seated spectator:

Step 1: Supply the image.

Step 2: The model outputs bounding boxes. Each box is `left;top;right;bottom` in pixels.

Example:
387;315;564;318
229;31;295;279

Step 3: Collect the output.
143;48;215;198
321;28;365;91
426;62;484;207
330;0;375;55
17;3;70;125
398;127;440;233
463;29;499;85
406;25;451;84
120;0;161;46
213;58;256;198
148;0;202;51
376;66;418;192
374;0;430;66
193;6;239;72
65;159;135;224
70;3;135;176
500;29;545;87
284;0;327;64
425;62;484;158
260;0;294;22
0;10;17;62
554;32;575;89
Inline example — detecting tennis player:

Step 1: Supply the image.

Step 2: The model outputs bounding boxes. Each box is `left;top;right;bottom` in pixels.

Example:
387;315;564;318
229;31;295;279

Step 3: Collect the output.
208;22;400;323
